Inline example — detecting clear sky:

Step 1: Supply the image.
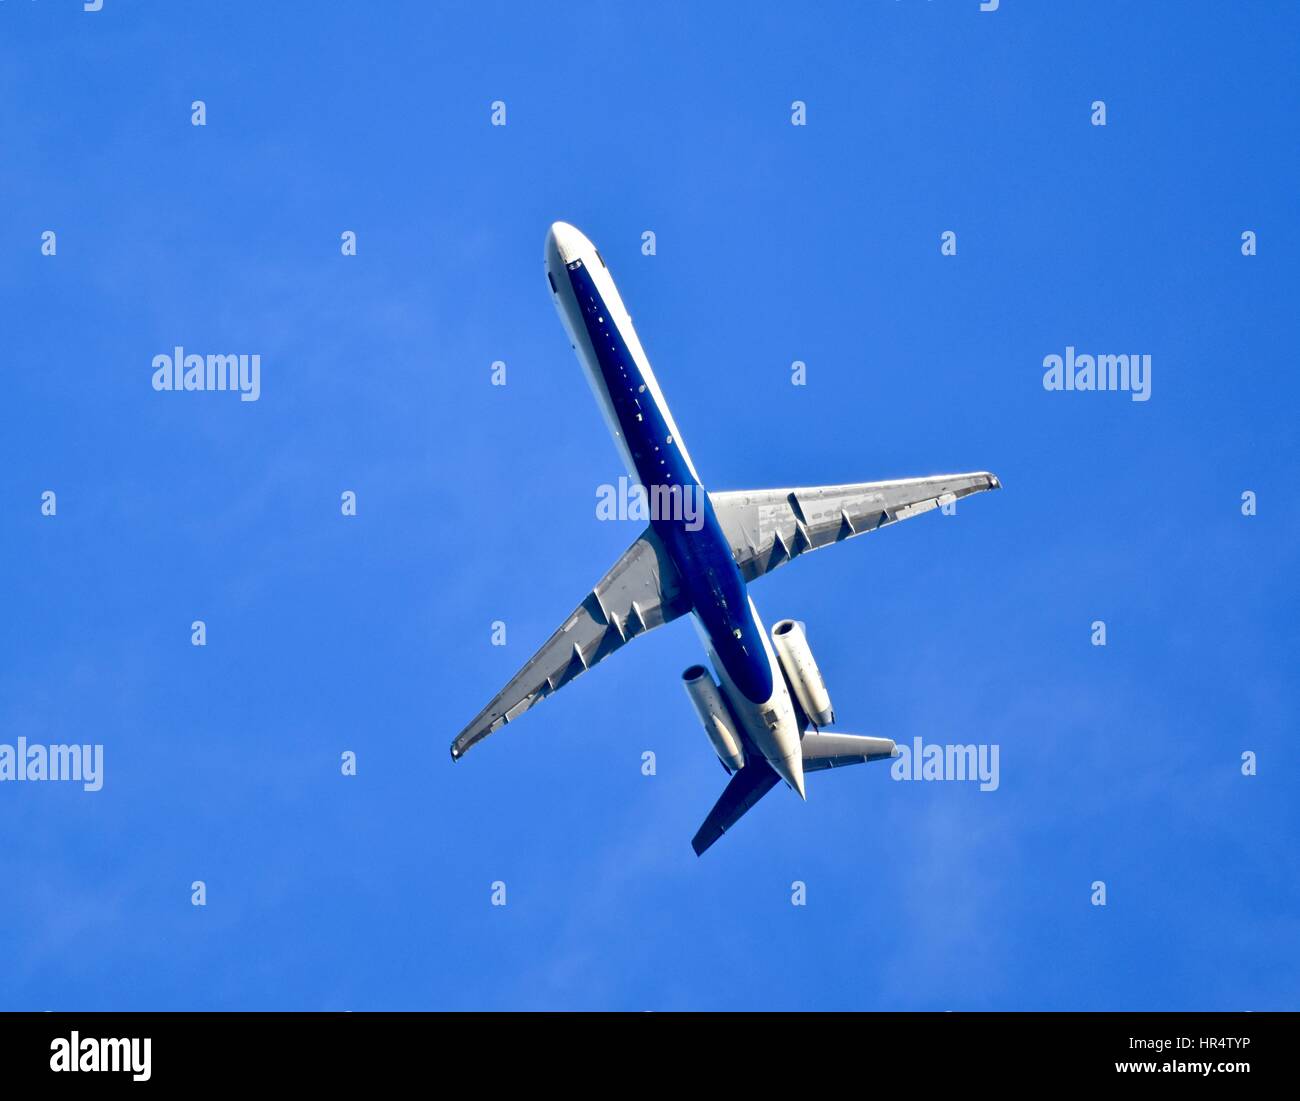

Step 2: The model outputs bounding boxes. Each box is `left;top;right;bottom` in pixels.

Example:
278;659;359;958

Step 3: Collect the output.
2;1;1297;1011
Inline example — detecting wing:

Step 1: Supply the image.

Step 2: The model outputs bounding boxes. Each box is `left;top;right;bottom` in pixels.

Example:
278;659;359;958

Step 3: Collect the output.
450;526;691;760
710;471;1000;583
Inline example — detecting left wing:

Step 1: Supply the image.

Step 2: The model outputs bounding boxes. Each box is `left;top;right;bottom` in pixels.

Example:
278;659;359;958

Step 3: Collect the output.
710;471;1000;583
450;526;691;760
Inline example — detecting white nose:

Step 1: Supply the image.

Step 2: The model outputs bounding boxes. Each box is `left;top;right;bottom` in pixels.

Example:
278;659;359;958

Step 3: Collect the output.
547;221;592;265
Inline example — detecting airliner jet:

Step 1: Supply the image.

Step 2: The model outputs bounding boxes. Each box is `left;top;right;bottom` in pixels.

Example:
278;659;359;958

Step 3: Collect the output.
451;222;1000;855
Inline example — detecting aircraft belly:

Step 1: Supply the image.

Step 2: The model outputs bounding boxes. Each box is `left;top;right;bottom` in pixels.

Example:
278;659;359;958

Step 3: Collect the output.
552;272;641;481
573;334;641;482
691;610;800;772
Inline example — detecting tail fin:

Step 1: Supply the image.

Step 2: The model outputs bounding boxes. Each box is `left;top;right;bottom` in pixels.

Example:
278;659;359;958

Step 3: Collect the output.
691;758;781;856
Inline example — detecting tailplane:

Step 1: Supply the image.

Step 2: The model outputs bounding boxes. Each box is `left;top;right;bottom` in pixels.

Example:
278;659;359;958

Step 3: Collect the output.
691;759;781;856
690;733;898;856
799;732;896;771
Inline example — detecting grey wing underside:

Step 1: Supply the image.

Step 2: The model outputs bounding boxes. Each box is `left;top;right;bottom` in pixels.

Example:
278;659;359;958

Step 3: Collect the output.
710;471;1000;583
450;526;691;761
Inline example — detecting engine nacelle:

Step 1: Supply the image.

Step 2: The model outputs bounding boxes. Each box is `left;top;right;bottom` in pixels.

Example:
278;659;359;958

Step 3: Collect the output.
771;619;835;727
681;665;746;772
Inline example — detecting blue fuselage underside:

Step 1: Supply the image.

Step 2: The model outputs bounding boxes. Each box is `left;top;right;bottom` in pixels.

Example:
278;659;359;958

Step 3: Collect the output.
566;260;773;703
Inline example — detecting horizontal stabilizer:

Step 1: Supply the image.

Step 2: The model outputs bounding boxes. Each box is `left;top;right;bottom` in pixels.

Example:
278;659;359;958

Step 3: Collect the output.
692;758;781;856
800;732;897;772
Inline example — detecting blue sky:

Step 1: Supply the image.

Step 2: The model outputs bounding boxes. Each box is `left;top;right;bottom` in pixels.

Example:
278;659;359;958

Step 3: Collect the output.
2;0;1297;1010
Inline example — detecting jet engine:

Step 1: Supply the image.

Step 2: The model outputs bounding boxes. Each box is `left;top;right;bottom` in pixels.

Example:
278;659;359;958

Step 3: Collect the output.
681;665;746;772
771;619;835;727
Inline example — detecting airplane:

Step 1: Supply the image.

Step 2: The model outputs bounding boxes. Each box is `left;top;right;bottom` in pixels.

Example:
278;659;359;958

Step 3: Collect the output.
450;222;1001;855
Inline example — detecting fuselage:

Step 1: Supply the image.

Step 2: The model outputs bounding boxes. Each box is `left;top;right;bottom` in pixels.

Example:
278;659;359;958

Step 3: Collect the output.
544;222;805;796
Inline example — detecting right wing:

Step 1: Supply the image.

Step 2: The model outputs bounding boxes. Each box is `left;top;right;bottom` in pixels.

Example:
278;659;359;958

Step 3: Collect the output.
710;471;1000;583
450;526;691;760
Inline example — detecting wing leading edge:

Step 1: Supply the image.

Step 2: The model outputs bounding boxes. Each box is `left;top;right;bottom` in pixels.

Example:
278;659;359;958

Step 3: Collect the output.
710;471;1000;583
450;526;691;761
